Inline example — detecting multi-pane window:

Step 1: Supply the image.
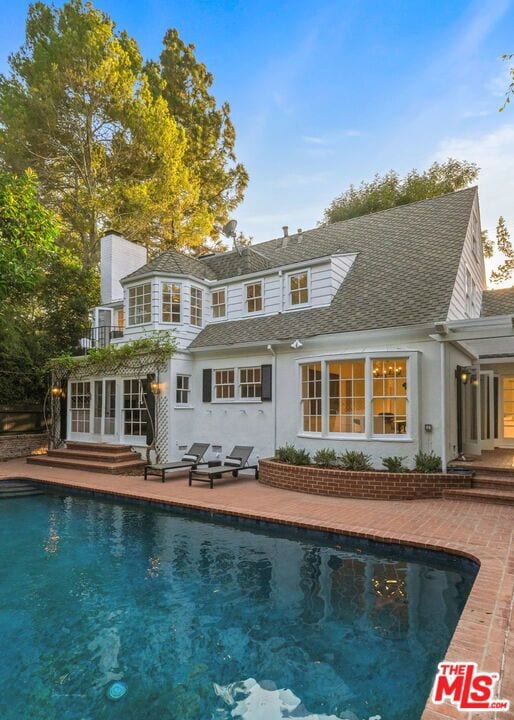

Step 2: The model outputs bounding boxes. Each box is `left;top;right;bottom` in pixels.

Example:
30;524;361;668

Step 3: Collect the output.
214;369;235;400
212;288;226;319
239;367;261;399
123;379;148;437
328;359;365;433
289;271;309;306
176;375;191;405
465;269;476;317
245;281;263;313
190;287;203;326
301;362;322;432
128;283;152;325
372;358;407;435
70;381;91;433
162;283;181;323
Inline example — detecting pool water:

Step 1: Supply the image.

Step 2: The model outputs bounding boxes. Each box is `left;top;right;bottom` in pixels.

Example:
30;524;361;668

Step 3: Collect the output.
0;492;476;720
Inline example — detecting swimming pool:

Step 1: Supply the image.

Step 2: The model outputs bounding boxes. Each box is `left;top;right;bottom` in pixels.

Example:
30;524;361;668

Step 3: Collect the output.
0;490;476;720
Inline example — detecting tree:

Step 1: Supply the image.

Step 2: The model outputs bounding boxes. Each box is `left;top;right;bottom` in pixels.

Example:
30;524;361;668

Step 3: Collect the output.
0;0;214;266
490;217;514;284
322;159;479;224
146;29;248;241
500;53;514;111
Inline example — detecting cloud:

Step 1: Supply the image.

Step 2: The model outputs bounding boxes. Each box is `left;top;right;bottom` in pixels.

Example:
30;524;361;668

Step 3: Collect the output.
301;135;326;145
342;129;363;137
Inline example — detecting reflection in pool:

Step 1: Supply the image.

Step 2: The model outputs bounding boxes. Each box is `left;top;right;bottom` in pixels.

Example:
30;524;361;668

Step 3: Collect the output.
0;492;476;720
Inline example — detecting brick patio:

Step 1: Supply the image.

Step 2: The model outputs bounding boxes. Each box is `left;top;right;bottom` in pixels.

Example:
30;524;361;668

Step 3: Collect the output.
1;456;513;720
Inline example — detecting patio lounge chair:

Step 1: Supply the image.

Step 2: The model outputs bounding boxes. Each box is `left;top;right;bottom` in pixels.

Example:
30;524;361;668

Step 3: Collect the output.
188;446;258;489
144;443;210;483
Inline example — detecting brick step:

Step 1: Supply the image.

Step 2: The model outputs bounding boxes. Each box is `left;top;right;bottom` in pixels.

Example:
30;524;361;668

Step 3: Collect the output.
48;448;139;463
27;455;145;475
65;441;133;455
473;475;514;490
443;487;514;505
450;463;514;477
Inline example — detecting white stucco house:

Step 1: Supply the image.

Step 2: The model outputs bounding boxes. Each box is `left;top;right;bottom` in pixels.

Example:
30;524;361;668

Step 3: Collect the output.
59;187;514;470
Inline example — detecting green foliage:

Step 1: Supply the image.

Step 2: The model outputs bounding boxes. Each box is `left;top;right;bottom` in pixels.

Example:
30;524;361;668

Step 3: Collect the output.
414;450;442;473
275;444;311;465
0;0;241;264
313;448;339;467
490;216;514;284
339;450;373;471
323;159;478;225
0;169;59;302
500;53;514;111
48;332;176;376
382;455;409;473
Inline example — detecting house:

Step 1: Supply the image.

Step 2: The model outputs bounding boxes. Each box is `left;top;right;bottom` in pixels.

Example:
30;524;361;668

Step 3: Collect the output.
57;187;514;470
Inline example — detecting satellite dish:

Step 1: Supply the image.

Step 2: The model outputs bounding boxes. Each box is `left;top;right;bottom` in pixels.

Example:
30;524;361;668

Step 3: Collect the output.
222;219;237;238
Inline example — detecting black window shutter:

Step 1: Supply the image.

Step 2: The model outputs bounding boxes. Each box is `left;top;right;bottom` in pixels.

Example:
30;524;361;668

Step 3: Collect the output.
261;364;272;401
60;394;68;441
202;369;212;402
146;374;156;445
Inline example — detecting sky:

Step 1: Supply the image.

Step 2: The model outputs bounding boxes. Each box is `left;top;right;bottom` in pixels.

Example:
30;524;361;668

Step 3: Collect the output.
1;0;513;267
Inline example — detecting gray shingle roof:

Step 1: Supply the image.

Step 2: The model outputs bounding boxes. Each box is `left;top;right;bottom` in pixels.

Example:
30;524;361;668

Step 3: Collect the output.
122;249;217;282
190;187;478;349
482;287;514;317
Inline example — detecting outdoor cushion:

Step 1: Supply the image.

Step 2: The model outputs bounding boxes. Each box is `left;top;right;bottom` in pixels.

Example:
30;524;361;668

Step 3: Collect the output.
224;457;242;467
181;454;198;462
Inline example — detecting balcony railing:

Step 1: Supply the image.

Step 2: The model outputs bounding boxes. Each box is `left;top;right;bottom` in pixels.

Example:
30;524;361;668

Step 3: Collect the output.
76;326;124;355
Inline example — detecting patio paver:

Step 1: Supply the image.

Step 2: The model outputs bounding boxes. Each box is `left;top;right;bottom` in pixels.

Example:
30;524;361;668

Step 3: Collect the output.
1;457;513;720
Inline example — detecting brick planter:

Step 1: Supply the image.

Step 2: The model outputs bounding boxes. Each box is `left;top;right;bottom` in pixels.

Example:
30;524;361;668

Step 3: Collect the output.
259;458;472;500
0;433;47;461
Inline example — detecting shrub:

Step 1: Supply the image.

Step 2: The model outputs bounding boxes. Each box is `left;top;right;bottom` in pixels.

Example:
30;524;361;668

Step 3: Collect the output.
275;444;311;465
382;455;409;473
339;450;373;471
313;448;339;467
414;450;442;473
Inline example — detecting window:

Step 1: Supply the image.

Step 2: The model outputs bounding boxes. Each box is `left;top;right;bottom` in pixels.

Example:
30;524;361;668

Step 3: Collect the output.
328;359;365;433
70;381;91;433
465;268;476;317
212;288;226;319
239;367;261;399
128;283;152;325
176;375;191;405
289;270;309;306
214;369;235;400
301;362;322;432
116;309;124;330
372;358;407;435
245;281;263;313
123;379;148;436
190;287;203;326
162;283;181;323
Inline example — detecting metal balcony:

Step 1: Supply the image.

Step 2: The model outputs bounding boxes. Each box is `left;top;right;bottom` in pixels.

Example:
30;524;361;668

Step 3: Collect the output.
76;326;124;354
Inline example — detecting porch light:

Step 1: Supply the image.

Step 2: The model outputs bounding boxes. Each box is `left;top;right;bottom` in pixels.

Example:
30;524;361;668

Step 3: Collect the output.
150;380;162;395
459;369;470;385
471;375;479;387
51;386;64;398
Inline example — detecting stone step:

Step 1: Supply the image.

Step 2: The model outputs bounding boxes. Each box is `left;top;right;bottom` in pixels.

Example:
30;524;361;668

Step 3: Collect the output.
473;474;514;490
450;463;514;476
27;454;145;475
48;448;139;463
0;481;43;498
65;441;133;455
443;487;514;505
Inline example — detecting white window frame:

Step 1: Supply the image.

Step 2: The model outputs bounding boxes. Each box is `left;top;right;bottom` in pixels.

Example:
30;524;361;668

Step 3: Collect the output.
212;366;263;403
465;267;476;318
161;282;182;324
287;268;310;308
127;283;152;326
175;374;191;406
244;280;263;315
122;378;148;439
297;352;416;442
190;286;203;327
239;367;262;400
213;368;236;400
211;287;227;320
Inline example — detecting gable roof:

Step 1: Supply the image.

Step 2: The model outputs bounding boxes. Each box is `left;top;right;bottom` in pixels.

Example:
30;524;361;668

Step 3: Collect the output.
190;187;478;349
122;249;217;282
482;286;514;317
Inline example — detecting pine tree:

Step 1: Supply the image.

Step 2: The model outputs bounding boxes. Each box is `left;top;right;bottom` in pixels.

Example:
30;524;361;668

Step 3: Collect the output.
490;216;514;284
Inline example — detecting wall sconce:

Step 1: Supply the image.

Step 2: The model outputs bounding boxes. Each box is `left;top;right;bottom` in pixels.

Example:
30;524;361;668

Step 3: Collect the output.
51;386;64;398
471;374;479;387
150;380;162;395
459;369;470;385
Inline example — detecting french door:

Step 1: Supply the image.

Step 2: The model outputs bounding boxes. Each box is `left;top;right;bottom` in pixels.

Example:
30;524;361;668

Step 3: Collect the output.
69;379;117;441
480;371;495;451
501;376;514;447
92;379;117;440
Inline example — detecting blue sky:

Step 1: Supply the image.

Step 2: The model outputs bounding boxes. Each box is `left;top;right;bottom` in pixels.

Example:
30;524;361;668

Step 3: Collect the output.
1;0;513;254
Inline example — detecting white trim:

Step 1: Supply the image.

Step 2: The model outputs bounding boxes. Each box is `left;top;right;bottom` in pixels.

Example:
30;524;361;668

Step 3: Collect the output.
190;285;204;327
160;280;182;325
286;268;311;309
243;279;264;316
211;286;227;321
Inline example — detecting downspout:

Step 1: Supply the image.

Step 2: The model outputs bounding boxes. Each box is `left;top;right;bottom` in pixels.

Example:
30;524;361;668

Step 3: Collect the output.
440;342;447;472
267;344;277;452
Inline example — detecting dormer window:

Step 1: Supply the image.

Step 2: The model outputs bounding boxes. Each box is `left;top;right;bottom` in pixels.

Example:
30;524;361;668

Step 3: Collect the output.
289;270;309;306
128;283;151;325
465;268;477;317
212;288;226;319
162;283;181;323
245;281;263;313
190;287;203;326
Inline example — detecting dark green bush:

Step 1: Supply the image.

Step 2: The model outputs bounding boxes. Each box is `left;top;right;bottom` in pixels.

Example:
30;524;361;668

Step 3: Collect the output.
313;448;339;467
382;455;409;473
414;450;442;473
339;450;373;471
275;444;311;465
